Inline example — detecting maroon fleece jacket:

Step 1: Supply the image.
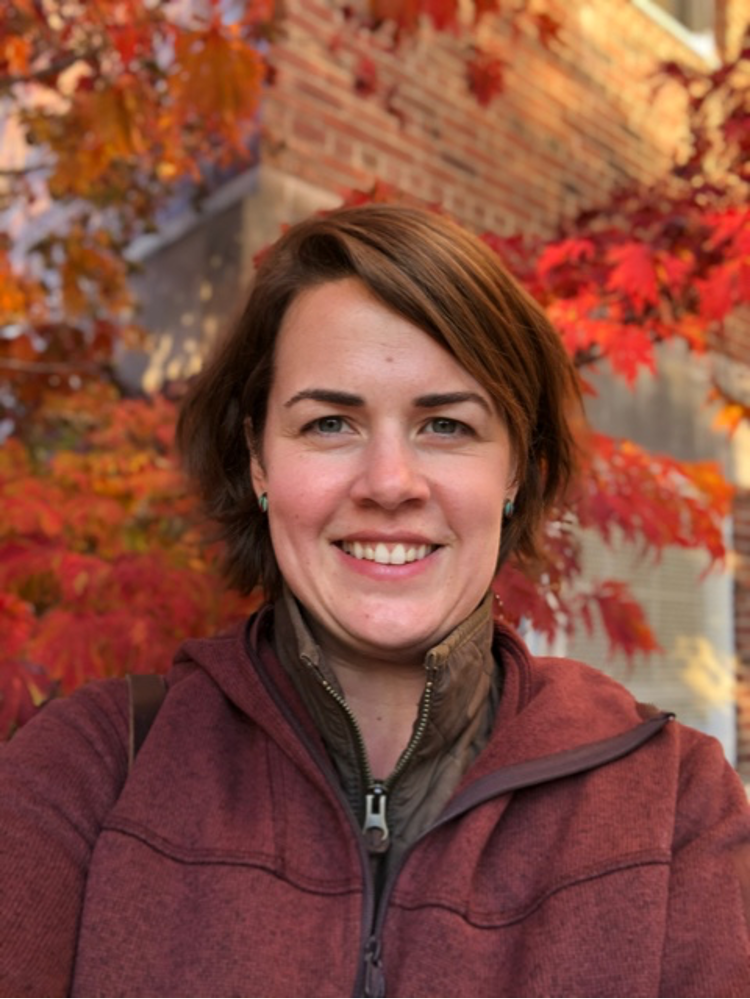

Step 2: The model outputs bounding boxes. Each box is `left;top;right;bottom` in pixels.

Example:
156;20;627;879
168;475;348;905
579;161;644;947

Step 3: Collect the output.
1;607;749;997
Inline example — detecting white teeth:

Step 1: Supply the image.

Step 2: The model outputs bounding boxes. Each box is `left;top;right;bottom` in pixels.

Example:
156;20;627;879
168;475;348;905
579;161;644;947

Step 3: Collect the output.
391;544;406;565
341;541;434;564
374;543;390;564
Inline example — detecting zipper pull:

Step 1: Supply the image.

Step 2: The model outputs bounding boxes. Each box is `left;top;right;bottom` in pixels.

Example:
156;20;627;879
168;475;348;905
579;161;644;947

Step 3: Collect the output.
363;935;385;997
363;783;389;853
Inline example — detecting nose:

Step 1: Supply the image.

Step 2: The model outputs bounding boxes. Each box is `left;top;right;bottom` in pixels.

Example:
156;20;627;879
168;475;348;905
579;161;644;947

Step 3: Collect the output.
350;431;430;509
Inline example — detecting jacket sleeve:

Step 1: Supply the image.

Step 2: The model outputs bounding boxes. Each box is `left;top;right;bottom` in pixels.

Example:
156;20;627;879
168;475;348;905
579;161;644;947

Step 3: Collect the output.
0;679;129;998
660;724;750;997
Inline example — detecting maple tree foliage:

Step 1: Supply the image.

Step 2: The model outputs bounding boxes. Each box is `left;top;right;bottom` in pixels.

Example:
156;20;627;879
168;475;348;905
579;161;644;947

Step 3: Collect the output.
0;385;260;736
0;2;747;736
0;0;274;433
0;0;273;736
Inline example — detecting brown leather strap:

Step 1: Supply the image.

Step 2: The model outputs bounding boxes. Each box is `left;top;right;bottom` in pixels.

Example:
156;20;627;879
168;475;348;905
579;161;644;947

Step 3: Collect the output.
127;674;167;772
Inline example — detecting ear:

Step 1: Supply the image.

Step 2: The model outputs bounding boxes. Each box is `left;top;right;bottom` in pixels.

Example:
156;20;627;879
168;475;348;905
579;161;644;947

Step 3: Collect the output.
244;417;268;500
506;463;519;503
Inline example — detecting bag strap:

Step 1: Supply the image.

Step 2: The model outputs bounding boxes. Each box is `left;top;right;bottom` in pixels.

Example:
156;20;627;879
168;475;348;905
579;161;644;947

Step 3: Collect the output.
127;674;167;771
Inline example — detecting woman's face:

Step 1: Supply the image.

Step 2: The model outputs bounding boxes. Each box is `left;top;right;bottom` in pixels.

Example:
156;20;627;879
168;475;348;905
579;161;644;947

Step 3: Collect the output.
251;278;515;666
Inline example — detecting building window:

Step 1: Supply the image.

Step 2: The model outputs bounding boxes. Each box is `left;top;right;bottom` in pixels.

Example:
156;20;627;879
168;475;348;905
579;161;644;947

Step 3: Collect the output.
649;0;715;33
632;0;716;59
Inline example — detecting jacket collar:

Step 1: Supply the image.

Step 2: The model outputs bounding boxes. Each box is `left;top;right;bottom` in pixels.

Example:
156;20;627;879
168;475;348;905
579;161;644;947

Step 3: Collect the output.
173;603;671;802
272;586;500;765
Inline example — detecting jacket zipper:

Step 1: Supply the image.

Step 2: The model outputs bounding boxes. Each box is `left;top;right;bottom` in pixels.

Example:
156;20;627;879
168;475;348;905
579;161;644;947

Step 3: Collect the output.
362;934;385;998
304;655;437;853
248;611;673;998
269;645;438;994
302;657;440;995
362;709;676;996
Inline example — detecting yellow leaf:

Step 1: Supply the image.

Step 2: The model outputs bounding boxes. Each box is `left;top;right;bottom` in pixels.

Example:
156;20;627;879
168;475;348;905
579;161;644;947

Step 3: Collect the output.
713;402;747;435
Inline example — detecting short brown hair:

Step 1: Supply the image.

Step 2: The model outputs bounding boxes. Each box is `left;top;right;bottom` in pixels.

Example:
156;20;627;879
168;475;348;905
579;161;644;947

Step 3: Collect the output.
177;204;579;598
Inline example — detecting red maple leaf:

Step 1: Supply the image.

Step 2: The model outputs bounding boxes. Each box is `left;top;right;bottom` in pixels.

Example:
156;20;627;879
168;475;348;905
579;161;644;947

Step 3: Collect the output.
598;321;657;385
591;580;662;660
0;659;57;740
493;564;560;642
368;0;421;34
705;207;750;251
697;266;734;321
738;260;750;302
472;0;501;22
466;47;504;106
0;592;34;658
606;243;659;311
423;0;461;32
537;238;596;279
657;251;694;296
530;12;563;49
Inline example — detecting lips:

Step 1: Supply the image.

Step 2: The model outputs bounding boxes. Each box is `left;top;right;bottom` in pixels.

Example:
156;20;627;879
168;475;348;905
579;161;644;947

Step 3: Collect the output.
340;540;438;565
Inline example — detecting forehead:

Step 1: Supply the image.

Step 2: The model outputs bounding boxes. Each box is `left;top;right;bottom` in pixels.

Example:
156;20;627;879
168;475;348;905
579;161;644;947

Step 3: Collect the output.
272;278;489;396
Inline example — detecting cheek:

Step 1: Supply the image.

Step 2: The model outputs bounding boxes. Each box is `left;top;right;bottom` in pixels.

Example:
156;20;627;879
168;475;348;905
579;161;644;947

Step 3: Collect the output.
461;476;506;560
458;468;506;523
267;464;342;536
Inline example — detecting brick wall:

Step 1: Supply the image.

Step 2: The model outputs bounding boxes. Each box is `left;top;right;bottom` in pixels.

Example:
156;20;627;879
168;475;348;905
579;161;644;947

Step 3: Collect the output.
264;0;714;236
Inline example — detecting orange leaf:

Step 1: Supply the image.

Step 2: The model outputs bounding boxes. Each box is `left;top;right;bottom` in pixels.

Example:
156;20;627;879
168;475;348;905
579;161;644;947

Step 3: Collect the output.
1;35;32;75
170;25;263;132
713;402;749;434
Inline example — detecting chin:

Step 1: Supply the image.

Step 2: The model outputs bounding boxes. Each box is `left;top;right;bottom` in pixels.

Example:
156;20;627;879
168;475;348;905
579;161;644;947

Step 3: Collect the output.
346;618;445;661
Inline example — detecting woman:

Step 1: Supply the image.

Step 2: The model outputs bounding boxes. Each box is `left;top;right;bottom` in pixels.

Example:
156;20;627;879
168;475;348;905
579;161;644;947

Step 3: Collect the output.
1;205;749;998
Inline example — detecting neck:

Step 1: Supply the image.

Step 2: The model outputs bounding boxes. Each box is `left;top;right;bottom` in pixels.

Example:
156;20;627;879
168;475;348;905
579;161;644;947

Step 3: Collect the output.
317;644;427;778
273;587;496;780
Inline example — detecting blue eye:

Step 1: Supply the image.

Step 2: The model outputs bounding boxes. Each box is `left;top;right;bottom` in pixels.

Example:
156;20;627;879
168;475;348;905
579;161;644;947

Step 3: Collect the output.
309;416;347;434
428;418;468;436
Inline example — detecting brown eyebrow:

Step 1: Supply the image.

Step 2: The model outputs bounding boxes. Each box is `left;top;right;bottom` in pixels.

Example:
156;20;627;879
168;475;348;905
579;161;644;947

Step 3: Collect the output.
284;388;493;413
414;392;492;414
285;389;365;408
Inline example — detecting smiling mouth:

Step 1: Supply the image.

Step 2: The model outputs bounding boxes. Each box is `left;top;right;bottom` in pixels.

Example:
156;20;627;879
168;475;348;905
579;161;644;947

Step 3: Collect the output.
339;541;438;565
